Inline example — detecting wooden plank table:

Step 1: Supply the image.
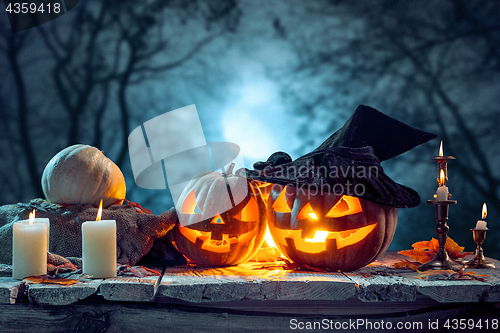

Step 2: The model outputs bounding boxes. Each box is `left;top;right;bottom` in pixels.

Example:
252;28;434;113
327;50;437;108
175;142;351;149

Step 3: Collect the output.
0;252;499;332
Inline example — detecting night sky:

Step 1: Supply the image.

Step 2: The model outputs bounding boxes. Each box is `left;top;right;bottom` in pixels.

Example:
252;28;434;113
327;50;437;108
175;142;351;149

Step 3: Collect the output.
1;0;499;257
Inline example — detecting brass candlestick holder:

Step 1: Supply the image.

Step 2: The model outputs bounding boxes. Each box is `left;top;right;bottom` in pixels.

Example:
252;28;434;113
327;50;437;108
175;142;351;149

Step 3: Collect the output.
420;199;462;270
433;155;455;186
465;229;496;268
420;148;462;271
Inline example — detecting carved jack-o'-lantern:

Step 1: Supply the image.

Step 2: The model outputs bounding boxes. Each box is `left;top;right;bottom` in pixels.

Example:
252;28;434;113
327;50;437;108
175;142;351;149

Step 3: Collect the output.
267;184;397;271
174;164;267;266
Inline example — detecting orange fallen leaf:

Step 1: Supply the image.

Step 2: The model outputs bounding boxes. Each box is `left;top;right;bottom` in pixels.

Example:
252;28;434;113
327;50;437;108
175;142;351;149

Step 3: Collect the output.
457;268;489;281
47;262;79;274
415;269;456;281
398;237;472;264
393;259;421;271
413;268;489;282
117;265;161;278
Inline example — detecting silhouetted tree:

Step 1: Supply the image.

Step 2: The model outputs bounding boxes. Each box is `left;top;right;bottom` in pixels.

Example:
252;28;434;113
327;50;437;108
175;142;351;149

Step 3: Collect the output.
0;0;239;207
270;0;500;254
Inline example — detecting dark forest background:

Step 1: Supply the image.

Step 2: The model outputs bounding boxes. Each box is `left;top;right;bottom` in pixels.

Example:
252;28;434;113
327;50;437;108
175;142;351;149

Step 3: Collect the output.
1;0;500;258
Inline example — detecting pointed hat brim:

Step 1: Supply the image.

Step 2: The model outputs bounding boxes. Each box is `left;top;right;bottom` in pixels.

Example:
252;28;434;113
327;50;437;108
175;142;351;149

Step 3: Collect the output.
245;105;437;208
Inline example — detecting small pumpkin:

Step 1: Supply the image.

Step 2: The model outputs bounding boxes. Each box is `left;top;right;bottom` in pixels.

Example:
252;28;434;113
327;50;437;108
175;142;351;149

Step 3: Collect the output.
174;164;266;266
41;144;126;208
267;184;397;271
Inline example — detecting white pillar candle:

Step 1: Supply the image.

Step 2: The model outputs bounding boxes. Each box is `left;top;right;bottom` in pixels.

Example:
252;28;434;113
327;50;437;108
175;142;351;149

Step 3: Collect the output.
82;220;117;278
436;185;449;201
12;220;48;279
33;217;50;250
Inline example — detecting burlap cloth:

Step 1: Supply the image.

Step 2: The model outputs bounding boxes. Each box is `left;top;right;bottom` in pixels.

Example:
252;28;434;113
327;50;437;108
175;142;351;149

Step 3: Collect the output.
0;198;185;266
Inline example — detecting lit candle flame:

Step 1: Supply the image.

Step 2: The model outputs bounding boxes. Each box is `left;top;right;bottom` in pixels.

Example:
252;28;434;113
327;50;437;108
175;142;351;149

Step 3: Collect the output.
96;200;103;221
29;209;35;225
439;169;445;187
439;141;443;157
308;212;318;220
482;203;487;220
264;225;277;248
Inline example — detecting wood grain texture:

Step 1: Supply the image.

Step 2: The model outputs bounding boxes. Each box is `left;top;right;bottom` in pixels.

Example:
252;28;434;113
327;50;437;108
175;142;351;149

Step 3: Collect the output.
0;277;24;304
0;299;498;333
1;252;499;306
27;279;102;305
159;262;355;302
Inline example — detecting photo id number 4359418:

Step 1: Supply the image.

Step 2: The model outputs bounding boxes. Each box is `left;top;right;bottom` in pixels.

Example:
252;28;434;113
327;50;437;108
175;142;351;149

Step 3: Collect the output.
5;2;61;14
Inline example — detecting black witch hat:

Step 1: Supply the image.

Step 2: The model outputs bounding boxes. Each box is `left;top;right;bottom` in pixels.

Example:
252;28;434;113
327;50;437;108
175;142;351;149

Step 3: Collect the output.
245;105;437;208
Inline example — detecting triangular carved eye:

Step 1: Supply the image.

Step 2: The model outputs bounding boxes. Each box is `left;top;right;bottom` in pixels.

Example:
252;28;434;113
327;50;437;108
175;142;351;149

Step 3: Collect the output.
325;195;362;218
181;190;202;214
233;197;259;221
272;187;291;213
297;202;318;220
211;215;225;224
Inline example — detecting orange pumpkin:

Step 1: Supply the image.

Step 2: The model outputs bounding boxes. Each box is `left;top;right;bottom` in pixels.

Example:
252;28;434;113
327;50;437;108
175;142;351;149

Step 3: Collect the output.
174;164;267;266
267;184;397;271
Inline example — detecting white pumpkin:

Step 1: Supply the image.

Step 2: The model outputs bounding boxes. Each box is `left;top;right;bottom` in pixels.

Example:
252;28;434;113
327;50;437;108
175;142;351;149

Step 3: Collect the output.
41;144;126;208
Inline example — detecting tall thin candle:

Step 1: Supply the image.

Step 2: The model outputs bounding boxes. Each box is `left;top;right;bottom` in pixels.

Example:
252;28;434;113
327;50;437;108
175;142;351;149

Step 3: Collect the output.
435;169;449;201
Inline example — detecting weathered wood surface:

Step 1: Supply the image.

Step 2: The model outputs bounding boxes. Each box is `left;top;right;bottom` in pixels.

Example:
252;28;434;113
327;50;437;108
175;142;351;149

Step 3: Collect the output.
159;253;500;304
0;298;498;333
1;252;500;306
0;277;23;304
159;263;354;302
28;278;102;306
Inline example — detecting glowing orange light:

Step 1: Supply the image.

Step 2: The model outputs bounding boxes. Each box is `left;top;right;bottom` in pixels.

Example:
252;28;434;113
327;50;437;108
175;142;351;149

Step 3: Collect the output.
211;215;225;224
305;230;328;243
240;197;259;221
177;224;258;254
29;209;35;224
439;169;445;187
181;190;198;214
297;202;317;220
264;225;277;248
272;187;291;213
482;203;487;220
325;196;363;218
308;212;318;220
439;141;444;157
269;224;377;254
96;200;103;221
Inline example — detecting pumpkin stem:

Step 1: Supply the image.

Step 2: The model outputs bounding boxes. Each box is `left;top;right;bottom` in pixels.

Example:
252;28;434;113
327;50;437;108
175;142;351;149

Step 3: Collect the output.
223;162;236;176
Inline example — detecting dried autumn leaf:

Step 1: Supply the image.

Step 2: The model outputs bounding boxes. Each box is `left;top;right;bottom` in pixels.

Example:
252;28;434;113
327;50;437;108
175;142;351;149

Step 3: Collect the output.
47;262;79;274
457;268;489;282
23;275;80;285
116;265;161;278
445;237;473;259
398;237;472;264
415;269;456;281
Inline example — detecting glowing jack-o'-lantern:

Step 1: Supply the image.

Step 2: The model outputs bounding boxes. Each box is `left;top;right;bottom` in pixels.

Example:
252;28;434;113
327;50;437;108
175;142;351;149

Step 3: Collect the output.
174;164;267;266
267;184;397;271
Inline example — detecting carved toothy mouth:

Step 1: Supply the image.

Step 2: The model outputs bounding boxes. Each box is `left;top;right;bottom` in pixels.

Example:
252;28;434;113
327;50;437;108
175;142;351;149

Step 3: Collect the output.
178;224;258;253
272;224;377;254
